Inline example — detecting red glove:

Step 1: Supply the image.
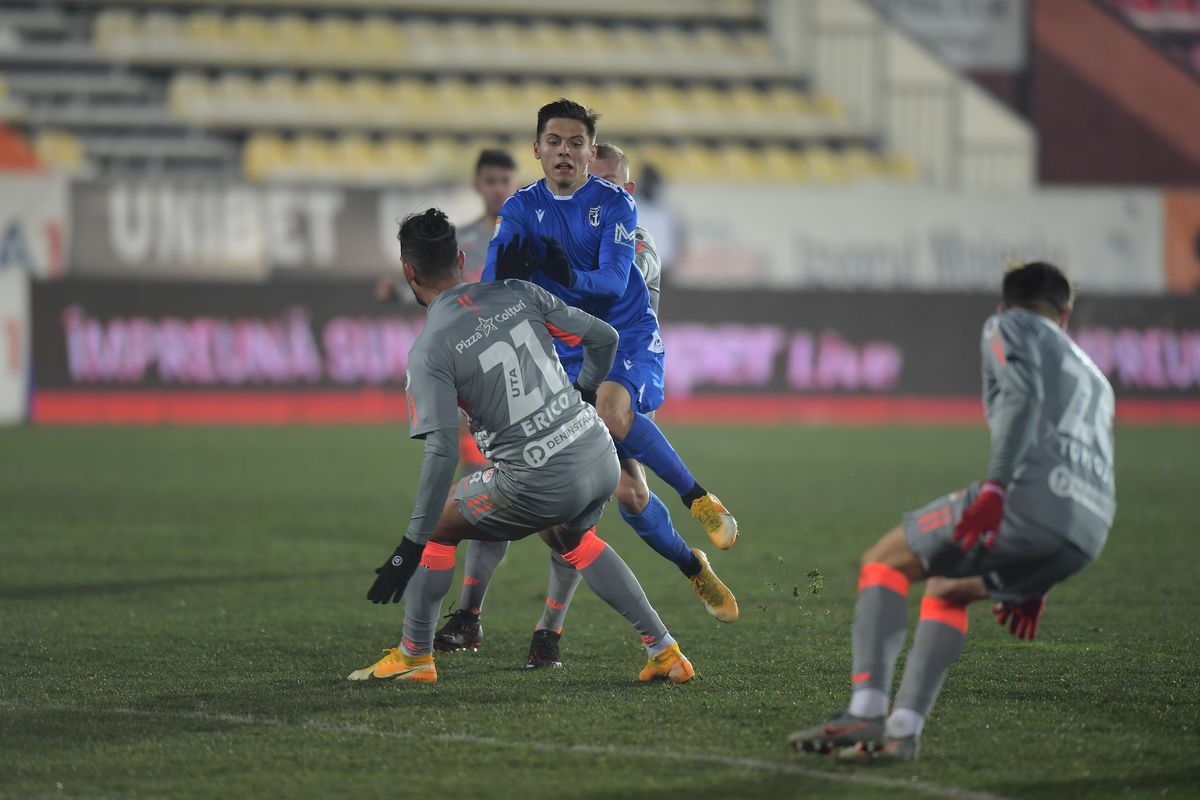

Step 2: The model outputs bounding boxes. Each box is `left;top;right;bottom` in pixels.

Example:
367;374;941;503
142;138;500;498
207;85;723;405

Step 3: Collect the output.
992;595;1047;640
952;481;1006;552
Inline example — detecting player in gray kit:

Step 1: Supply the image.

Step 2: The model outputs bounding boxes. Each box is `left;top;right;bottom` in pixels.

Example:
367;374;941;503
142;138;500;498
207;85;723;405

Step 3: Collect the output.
789;262;1115;762
348;208;695;685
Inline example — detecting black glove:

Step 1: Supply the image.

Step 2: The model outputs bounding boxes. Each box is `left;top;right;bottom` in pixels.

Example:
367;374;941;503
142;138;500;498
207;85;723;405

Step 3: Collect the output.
531;236;575;288
367;537;425;604
573;381;597;406
494;236;533;281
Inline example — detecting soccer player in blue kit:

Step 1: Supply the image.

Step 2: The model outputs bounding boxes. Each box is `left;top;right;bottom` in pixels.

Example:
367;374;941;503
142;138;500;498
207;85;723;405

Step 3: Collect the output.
459;100;739;663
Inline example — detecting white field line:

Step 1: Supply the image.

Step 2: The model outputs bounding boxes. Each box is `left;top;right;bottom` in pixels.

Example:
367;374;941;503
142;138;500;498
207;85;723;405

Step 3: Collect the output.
1;701;1016;800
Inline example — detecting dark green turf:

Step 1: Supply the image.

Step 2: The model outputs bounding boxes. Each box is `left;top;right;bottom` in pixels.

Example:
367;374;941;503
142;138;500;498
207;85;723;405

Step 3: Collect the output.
2;425;1197;799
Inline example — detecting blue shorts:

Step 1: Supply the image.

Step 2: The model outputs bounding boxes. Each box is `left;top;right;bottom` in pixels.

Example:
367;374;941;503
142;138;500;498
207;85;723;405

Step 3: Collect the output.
561;322;665;415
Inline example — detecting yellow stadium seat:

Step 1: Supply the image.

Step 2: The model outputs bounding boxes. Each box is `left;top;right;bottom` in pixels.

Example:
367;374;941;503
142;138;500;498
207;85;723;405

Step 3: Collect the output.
183;11;225;49
740;31;775;60
230;14;271;62
379;136;425;182
167;72;209;119
841;146;883;179
215;72;256;118
803;146;848;183
760;144;807;182
142;11;182;58
361;16;403;59
243;133;288;182
310;17;356;65
34;130;85;174
273;15;316;63
93;11;137;55
334;134;378;180
884;152;921;181
811;92;845;121
292;135;337;178
717;144;770;181
299;75;347;119
348;75;388;126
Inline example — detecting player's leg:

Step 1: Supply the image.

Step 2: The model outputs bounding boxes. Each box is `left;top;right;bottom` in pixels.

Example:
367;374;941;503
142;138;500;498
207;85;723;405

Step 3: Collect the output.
788;525;926;753
613;456;739;621
349;478;507;683
524;550;580;668
540;524;693;683
852;575;987;762
595;351;738;550
870;534;1093;761
436;538;508;652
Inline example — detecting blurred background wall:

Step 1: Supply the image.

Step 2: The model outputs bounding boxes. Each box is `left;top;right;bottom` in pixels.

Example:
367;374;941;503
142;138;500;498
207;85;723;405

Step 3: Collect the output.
0;0;1197;425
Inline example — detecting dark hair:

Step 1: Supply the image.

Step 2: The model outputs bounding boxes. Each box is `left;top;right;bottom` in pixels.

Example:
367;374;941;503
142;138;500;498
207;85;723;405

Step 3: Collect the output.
475;148;516;174
536;97;599;141
594;141;629;177
397;208;458;279
1002;261;1074;314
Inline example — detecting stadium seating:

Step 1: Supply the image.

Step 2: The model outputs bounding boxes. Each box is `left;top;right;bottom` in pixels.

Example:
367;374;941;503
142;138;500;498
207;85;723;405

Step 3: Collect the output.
5;0;923;185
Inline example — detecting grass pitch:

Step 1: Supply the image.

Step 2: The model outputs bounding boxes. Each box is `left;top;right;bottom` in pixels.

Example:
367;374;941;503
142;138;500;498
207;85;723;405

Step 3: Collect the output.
2;424;1198;799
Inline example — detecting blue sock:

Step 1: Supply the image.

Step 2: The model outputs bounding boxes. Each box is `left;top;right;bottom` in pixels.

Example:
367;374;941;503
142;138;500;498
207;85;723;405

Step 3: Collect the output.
618;412;698;499
620;493;701;577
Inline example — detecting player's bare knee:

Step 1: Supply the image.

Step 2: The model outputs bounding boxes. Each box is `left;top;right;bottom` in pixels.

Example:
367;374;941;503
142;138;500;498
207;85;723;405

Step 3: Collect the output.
597;404;634;440
861;526;926;582
615;472;649;514
925;576;987;605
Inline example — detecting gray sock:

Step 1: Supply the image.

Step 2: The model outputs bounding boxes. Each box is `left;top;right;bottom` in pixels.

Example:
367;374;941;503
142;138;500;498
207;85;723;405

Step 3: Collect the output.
401;562;457;656
536;551;583;633
893;597;968;721
574;542;674;655
849;563;912;716
458;539;509;615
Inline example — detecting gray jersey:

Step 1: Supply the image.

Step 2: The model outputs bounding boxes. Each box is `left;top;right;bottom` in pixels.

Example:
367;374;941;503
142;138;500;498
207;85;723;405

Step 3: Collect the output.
407;278;616;469
981;308;1116;558
457;215;494;282
634;225;661;315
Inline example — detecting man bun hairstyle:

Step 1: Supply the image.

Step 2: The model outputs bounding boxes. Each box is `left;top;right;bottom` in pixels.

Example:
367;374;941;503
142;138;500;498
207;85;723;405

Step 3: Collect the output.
536;97;599;141
1002;261;1074;315
475;148;516;174
398;208;458;279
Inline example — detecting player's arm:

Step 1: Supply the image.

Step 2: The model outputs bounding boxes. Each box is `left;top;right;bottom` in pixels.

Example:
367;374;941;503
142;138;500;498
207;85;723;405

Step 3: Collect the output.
517;279;618;401
953;317;1043;554
569;194;638;301
366;350;460;604
635;228;662;315
482;196;531;282
983;320;1043;485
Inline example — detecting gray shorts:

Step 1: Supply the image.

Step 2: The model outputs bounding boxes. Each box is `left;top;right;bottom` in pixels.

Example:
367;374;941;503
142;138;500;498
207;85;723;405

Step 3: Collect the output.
454;442;620;541
902;482;1093;603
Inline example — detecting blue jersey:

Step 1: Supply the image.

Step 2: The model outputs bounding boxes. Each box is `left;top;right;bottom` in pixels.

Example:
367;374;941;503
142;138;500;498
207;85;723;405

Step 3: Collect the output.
482;175;656;362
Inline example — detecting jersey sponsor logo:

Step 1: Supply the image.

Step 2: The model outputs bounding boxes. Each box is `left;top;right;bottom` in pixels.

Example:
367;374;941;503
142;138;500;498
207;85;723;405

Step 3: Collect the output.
519;390;575;436
648;330;664;354
536;209;545;223
522;408;597;467
588;207;601;227
614;222;636;246
1047;465;1116;523
454;300;527;353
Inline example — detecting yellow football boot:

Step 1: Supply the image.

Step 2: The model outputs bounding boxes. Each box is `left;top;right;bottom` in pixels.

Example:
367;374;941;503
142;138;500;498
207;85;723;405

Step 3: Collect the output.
638;642;695;683
688;548;739;622
347;648;437;683
690;492;738;550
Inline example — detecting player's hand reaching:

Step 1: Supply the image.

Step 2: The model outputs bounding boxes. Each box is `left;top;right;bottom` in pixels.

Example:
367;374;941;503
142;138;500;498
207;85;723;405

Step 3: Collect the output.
572;381;597;406
992;595;1046;640
952;481;1006;552
531;236;576;288
367;537;425;604
494;236;533;281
